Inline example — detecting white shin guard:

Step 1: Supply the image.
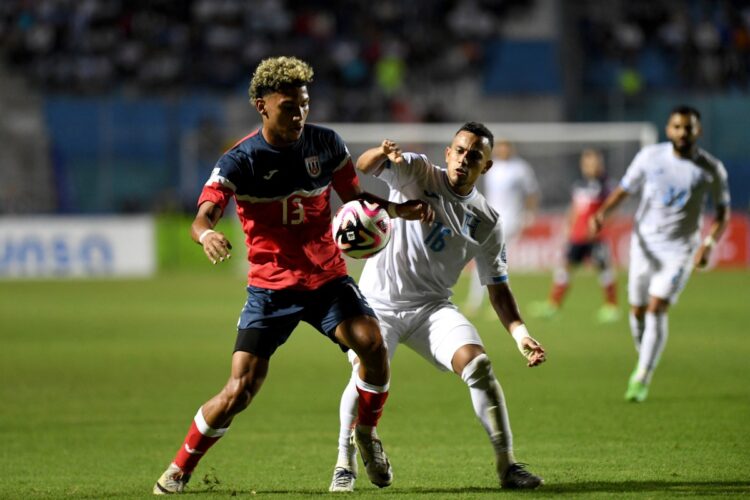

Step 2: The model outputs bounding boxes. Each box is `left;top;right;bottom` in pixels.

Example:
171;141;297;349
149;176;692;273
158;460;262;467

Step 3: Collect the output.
461;354;514;457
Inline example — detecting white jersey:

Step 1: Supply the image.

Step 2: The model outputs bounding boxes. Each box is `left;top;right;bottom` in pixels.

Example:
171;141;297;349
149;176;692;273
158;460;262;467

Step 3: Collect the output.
359;152;508;307
482;155;538;239
621;142;730;250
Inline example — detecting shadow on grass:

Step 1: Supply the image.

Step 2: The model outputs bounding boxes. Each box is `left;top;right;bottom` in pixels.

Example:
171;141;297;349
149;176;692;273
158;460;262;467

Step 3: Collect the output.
204;481;750;496
538;480;750;495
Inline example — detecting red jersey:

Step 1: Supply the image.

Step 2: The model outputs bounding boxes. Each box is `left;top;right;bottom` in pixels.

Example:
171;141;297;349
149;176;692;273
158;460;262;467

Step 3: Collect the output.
569;177;611;243
198;124;360;290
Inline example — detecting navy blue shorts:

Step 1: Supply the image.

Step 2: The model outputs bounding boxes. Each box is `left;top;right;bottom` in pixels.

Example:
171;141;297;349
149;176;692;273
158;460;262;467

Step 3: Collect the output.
566;241;611;269
234;275;376;359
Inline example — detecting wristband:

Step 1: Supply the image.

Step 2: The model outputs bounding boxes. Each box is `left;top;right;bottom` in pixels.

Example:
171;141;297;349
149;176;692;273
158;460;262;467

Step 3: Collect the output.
386;202;398;218
511;324;531;346
703;235;716;248
198;229;216;244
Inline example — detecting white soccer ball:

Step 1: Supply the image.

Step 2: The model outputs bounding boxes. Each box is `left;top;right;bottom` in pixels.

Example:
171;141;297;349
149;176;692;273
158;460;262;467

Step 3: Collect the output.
331;199;392;259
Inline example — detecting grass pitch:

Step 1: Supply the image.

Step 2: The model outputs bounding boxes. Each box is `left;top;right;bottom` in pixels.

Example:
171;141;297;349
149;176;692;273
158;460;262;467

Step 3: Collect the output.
1;269;748;498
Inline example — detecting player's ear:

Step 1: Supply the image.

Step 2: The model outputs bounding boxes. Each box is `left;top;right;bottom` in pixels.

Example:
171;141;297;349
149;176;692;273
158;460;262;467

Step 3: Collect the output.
254;98;267;116
444;145;452;163
482;159;494;174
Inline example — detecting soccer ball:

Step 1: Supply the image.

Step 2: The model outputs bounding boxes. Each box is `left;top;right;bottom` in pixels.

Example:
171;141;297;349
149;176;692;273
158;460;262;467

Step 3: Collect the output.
331;199;392;259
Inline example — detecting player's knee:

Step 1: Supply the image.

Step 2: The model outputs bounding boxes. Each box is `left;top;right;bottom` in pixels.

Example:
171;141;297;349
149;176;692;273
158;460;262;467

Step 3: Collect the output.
461;353;495;389
553;267;569;285
345;316;385;356
630;305;646;319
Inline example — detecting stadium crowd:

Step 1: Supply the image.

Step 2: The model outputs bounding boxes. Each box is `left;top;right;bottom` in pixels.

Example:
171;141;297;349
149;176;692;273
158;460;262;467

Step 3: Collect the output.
576;0;750;93
0;0;535;122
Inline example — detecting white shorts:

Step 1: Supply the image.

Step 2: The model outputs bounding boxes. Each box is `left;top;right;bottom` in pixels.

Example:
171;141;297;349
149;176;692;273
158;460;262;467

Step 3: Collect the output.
628;235;695;306
348;299;483;372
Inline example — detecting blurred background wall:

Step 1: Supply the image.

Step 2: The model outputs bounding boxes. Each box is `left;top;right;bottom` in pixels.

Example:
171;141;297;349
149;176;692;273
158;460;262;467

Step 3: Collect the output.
0;0;748;270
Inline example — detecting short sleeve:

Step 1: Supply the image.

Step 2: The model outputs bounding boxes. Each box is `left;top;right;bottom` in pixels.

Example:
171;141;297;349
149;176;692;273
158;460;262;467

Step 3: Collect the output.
475;218;509;285
376;152;432;190
521;163;540;196
710;161;731;208
620;149;647;194
197;150;242;211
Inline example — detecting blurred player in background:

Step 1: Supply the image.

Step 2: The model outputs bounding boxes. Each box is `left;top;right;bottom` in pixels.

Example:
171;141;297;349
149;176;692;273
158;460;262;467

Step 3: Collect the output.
153;56;432;494
591;105;730;403
464;140;539;316
530;149;620;323
329;124;546;493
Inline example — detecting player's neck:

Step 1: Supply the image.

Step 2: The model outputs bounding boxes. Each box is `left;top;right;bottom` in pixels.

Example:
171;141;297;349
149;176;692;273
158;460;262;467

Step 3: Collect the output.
261;127;299;148
671;145;696;160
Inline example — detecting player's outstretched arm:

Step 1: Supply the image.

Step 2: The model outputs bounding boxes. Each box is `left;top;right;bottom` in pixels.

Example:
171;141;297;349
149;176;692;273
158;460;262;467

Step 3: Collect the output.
487;283;546;367
694;204;730;269
355;139;404;175
589;186;629;237
191;201;232;265
354;191;434;224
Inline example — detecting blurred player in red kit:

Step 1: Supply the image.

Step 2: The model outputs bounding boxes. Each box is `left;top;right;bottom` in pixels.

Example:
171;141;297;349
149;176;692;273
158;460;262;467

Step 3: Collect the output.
531;149;620;323
153;56;432;495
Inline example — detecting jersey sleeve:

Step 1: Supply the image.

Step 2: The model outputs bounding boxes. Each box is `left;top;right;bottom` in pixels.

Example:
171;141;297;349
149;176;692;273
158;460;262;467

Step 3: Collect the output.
620;149;648;194
710;161;731;208
376;152;431;190
521;162;540;196
197;151;242;211
329;131;360;201
475;219;509;285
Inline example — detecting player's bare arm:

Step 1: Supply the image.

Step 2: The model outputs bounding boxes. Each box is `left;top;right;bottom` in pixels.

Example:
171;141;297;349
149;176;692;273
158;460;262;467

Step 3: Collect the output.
192;201;233;264
352;144;435;223
694;204;730;268
487;283;546;367
356;139;403;174
589;185;629;237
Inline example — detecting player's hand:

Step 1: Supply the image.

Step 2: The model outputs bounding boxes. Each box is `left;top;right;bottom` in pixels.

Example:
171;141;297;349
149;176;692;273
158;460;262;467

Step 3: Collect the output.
381;139;404;164
395;200;435;223
520;336;546;367
694;243;712;269
201;231;232;265
588;212;603;238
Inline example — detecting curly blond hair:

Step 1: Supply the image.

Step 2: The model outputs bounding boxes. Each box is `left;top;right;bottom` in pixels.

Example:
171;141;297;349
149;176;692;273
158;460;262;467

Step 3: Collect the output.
248;56;314;100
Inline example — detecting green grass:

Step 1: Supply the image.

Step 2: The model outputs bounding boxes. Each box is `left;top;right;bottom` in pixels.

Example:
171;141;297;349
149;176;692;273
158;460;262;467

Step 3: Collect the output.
1;269;749;498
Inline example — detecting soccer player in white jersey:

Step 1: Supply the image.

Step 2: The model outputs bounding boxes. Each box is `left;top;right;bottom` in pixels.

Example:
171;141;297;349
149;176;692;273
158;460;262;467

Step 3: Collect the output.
464;140;539;315
328;123;546;492
590;105;731;403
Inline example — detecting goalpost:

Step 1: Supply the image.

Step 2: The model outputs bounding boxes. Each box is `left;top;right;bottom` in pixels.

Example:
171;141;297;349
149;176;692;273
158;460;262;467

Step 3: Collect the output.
327;122;658;271
326;122;658;209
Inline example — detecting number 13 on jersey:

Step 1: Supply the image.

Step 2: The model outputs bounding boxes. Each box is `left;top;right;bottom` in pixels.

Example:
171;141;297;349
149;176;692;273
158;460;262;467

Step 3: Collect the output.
282;197;304;225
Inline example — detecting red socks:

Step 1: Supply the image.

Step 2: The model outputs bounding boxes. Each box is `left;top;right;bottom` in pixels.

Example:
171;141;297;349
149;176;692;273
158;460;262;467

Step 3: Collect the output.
173;408;228;473
355;377;389;427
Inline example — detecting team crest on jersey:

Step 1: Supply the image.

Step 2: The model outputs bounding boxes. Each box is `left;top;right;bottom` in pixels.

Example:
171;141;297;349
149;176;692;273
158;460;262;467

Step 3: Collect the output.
304;156;322;178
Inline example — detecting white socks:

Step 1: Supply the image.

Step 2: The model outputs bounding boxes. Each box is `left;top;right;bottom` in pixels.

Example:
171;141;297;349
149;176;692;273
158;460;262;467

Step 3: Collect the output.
336;377;359;468
635;311;668;384
461;354;516;468
629;311;645;352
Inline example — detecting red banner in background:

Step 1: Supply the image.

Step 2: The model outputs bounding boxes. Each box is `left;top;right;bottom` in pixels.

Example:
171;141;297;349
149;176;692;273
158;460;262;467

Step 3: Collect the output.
508;213;750;271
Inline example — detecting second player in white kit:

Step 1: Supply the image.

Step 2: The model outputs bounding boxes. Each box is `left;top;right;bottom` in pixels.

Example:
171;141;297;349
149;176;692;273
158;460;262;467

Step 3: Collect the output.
328;123;546;493
591;105;731;403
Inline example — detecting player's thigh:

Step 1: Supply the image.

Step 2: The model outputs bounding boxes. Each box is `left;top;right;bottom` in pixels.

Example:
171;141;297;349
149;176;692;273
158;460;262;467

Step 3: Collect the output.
649;252;693;305
591;241;613;270
346;306;403;366
235;286;303;359
627;239;652;307
304;275;378;351
404;302;483;372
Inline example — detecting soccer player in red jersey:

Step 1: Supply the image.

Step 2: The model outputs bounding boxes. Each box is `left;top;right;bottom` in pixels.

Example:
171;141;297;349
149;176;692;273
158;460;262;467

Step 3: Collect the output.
153;56;432;495
530;149;620;323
